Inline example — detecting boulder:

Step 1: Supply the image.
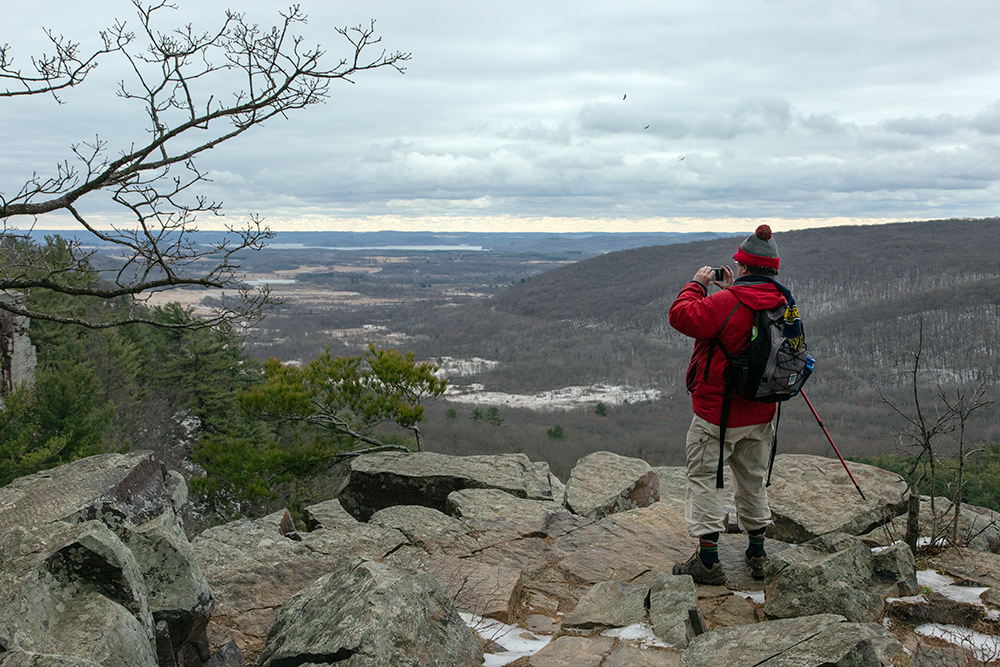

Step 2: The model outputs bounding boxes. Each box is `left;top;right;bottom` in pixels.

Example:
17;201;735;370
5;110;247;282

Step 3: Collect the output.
886;591;989;629
128;506;214;660
337;451;561;520
764;534;888;622
0;521;157;666
191;514;406;656
649;573;707;648
766;454;909;543
909;644;970;667
0;451;166;533
697;588;764;630
871;541;919;597
301;497;358;531
0;452;212;667
562;581;648;630
564;451;659;519
256;558;483;667
678;614;903;667
466;497;693;611
983;587;1000;610
371;504;481;556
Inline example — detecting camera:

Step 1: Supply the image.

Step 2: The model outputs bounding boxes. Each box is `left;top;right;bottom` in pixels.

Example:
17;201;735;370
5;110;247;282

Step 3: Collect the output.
713;268;725;282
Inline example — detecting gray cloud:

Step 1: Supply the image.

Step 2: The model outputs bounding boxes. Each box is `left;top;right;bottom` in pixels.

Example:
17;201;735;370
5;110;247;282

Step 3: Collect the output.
4;0;1000;231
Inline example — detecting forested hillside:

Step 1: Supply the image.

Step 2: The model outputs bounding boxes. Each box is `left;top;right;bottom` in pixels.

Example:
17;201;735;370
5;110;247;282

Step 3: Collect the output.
402;219;1000;475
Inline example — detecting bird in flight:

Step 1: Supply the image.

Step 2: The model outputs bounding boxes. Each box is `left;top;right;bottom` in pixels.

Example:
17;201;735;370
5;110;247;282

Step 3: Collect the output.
644;125;650;130
623;94;627;100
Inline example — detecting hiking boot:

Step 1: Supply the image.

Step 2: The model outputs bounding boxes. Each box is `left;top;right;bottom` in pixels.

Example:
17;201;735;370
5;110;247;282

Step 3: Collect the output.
672;551;726;586
745;552;766;581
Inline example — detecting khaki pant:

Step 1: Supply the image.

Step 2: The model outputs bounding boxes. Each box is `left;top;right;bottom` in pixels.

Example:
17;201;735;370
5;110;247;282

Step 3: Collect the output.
684;414;774;537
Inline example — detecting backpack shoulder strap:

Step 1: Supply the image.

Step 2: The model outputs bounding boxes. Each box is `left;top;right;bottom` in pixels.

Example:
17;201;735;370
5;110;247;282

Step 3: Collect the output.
714;299;743;489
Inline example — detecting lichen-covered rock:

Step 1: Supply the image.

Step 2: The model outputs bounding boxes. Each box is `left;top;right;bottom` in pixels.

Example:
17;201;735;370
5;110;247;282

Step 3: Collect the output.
0;521;157;667
129;507;214;660
764;534;884;622
257;559;482;667
338;451;561;520
871;541;918;596
0;451;213;667
564;451;659;520
0;653;103;666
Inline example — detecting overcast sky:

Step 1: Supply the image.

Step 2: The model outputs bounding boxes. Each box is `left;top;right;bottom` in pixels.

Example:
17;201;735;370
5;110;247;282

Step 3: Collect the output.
4;0;1000;234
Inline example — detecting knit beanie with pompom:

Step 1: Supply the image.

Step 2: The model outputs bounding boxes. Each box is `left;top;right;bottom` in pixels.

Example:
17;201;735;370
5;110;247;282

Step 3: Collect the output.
733;225;779;270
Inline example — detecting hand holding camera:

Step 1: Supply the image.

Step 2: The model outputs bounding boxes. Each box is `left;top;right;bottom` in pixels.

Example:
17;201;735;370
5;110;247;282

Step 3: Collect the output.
693;265;733;288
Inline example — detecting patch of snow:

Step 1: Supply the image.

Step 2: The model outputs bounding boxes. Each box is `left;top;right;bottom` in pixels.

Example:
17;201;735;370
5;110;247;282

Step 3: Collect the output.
917;570;990;607
601;623;672;649
434;356;501;378
733;590;766;604
915;623;1000;663
444;382;661;411
461;613;551;667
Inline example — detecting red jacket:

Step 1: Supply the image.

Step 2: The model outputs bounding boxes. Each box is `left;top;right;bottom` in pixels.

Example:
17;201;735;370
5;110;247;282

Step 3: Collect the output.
669;277;787;427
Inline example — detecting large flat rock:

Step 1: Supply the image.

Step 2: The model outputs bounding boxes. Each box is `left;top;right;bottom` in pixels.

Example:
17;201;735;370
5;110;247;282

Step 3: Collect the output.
766;454;909;543
339;452;561;520
0;451;165;533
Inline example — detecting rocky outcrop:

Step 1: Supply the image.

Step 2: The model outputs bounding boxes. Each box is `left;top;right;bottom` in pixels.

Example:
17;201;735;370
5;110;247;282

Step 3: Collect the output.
0;290;36;400
764;533;916;622
256;559;482;667
678;614;903;666
0;451;214;666
7;450;993;667
766;454;910;543
338;451;561;520
564;451;659;519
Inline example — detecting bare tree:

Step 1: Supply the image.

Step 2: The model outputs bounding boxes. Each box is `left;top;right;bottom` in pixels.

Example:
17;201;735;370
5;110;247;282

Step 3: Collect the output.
1;1;409;328
882;318;994;553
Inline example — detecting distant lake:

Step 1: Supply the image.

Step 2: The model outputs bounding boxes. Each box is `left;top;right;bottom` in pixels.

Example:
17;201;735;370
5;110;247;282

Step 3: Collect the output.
265;243;486;251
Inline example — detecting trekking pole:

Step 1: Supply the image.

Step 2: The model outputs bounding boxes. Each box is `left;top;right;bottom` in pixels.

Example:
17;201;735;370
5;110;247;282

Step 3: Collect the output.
800;391;866;501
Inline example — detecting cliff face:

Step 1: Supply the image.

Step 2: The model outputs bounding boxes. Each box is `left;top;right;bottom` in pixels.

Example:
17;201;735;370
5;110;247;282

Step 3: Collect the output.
0;291;36;403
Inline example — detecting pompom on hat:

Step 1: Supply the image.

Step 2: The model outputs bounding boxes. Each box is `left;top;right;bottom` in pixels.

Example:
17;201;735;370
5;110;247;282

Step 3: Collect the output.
733;224;780;270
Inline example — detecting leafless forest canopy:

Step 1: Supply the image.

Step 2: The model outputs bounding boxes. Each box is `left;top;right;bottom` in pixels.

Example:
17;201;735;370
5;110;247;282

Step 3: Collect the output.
156;219;998;480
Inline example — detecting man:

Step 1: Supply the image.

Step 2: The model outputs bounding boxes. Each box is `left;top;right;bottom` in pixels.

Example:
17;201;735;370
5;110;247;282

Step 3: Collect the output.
667;225;785;585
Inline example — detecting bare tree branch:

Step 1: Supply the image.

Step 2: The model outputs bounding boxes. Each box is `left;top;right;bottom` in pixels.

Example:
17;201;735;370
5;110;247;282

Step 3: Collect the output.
1;3;410;328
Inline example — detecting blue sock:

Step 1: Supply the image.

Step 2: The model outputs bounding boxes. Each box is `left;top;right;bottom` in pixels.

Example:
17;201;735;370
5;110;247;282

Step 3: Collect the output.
699;532;720;566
